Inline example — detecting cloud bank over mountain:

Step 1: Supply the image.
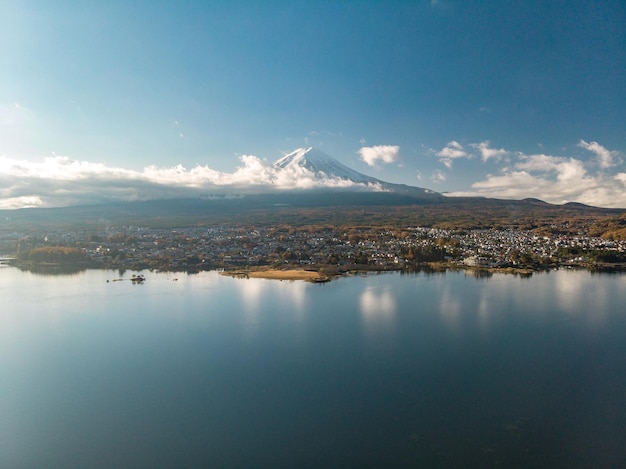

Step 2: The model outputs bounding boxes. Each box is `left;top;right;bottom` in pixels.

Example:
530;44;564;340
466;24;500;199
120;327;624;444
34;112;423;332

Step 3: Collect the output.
2;141;625;210
0;149;385;209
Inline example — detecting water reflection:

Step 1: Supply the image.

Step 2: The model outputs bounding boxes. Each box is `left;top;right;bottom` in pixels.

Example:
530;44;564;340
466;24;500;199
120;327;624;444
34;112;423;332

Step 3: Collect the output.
465;269;493;279
359;285;397;340
400;265;448;276
16;264;88;276
437;282;463;328
278;280;308;316
237;278;264;336
553;270;626;326
3;267;626;468
553;270;584;312
477;292;491;331
229;277;311;338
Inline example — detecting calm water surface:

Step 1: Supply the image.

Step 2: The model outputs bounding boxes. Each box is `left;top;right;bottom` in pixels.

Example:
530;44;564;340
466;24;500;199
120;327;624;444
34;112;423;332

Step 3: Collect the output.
1;267;625;468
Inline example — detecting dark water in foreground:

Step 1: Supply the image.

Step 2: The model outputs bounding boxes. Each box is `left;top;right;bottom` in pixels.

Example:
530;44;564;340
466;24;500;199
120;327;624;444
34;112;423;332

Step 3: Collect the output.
1;267;626;468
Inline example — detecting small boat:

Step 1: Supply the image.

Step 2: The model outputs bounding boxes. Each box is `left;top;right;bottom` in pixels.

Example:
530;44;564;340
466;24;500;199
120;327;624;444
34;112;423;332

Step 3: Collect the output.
131;274;146;284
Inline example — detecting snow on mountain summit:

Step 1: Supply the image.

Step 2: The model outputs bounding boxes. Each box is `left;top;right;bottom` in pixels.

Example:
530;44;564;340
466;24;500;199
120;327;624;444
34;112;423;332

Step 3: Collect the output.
271;147;441;198
273;148;380;184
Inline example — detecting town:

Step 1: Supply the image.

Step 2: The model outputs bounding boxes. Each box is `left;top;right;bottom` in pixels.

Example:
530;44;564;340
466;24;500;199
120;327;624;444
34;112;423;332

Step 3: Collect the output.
6;222;626;275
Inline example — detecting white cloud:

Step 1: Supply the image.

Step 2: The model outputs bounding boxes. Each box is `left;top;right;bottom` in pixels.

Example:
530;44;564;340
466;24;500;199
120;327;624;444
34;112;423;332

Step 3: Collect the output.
470;141;507;162
4;140;626;210
0;196;43;210
435;141;470;168
578;139;621;168
436;141;467;159
516;154;588;183
431;170;446;184
440;158;453;169
447;143;626;207
0;153;383;209
358;145;400;166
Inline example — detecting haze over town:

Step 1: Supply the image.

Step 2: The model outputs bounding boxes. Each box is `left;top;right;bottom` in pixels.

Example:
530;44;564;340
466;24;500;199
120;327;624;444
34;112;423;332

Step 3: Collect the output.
1;1;625;209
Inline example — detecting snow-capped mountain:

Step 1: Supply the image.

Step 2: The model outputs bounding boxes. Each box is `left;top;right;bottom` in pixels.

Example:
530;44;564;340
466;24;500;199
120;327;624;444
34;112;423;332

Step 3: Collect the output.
274;147;379;185
273;147;440;198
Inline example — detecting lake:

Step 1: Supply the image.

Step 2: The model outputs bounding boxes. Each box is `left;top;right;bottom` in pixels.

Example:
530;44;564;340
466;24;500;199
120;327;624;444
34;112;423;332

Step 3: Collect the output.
1;267;625;468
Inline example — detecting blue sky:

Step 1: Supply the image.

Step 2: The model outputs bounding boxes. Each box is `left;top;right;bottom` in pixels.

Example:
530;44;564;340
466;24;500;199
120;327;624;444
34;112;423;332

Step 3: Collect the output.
1;0;625;208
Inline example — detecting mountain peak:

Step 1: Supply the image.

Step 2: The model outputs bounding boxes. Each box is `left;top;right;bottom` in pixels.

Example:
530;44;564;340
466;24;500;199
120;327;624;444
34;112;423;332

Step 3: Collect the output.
274;147;340;169
272;147;442;199
274;147;378;184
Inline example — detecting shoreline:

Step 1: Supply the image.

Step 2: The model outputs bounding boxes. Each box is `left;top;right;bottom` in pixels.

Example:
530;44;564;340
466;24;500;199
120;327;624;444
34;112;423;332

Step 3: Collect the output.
219;261;626;282
6;259;626;280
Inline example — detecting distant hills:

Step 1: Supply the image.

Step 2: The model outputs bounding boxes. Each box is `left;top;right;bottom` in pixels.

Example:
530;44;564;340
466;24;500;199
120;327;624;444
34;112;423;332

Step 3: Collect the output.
1;147;624;239
1;190;624;238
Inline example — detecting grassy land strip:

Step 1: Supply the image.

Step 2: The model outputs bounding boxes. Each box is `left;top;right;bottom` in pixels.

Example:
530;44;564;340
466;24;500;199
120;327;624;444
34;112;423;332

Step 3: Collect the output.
220;268;331;282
